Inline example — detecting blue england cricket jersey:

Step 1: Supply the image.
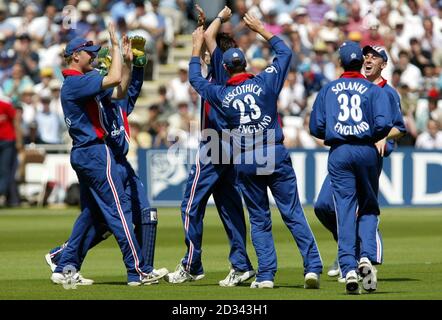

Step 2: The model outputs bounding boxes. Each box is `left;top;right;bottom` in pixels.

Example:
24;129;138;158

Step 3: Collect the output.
309;72;393;145
99;67;144;157
61;69;107;148
201;47;230;132
190;36;292;149
378;78;406;156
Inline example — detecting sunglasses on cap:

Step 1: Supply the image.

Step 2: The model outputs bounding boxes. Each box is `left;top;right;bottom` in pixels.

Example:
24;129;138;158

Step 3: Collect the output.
72;40;94;52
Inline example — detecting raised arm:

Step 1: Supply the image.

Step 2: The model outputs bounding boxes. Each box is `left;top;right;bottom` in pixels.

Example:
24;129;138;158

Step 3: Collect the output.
102;23;122;90
243;13;292;94
203;6;232;54
189;26;223;108
112;35;132;99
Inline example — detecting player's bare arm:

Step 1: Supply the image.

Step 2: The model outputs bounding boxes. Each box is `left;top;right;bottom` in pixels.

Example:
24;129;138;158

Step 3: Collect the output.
102;22;122;90
376;128;405;156
243;13;273;41
192;26;205;57
204;6;232;54
112;35;133;99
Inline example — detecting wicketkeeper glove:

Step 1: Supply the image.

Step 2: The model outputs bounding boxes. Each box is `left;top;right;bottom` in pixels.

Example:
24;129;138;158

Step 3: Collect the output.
97;47;112;76
130;36;147;67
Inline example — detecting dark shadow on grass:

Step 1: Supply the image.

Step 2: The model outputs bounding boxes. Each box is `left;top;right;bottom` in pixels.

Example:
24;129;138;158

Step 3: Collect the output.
97;282;132;286
380;278;421;282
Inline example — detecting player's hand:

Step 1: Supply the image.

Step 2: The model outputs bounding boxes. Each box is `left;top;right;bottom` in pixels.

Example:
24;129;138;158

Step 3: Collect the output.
375;138;387;157
97;47;112;75
108;22;119;47
243;13;265;34
195;4;206;27
130;35;147;67
192;26;205;50
217;6;232;23
122;35;133;64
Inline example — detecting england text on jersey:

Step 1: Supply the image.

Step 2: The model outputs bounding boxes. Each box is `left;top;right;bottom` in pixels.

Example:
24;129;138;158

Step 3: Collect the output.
334;121;370;136
238;115;272;134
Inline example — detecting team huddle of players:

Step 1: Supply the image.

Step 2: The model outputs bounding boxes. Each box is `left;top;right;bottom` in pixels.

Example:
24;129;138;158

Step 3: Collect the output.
45;6;405;294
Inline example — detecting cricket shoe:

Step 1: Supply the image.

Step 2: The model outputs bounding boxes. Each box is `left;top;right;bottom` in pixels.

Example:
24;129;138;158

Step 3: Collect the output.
45;253;57;272
304;272;320;289
345;270;360;295
127;268;169;286
358;257;377;292
219;268;256;287
164;264;205;284
327;258;340;277
51;272;94;285
250;280;274;289
338;270;362;283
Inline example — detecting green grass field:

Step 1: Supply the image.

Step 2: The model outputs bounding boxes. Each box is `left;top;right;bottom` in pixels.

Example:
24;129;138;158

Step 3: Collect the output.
0;207;441;300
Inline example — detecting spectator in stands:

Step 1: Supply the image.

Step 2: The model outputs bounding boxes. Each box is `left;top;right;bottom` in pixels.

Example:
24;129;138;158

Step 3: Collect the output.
157;85;172;116
397;50;423;91
145;104;162;141
345;2;365;35
294;113;324;149
409;37;433;75
27;4;59;47
167;60;191;107
278;70;305;117
2;63;34;103
18;85;36;143
300;61;328;98
15;3;39;36
13;33;39;83
0;48;14;86
111;0;135;23
361;18;385;48
48;79;63;118
34;67;54;97
307;0;330;25
152;118;172;148
0;2;15;40
415;119;442;149
231;0;248;37
35;92;63;144
168;100;198;149
0;96;22;207
293;7;313;49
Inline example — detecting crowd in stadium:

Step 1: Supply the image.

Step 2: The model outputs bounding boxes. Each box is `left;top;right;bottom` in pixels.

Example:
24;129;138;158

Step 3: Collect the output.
1;0;442;154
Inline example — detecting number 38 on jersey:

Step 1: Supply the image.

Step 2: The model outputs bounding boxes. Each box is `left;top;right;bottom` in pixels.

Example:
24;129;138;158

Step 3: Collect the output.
334;93;370;136
337;93;363;122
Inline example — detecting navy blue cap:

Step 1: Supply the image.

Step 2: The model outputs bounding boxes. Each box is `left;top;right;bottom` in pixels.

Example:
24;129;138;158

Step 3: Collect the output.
64;37;101;57
222;48;246;69
339;41;363;66
363;45;388;62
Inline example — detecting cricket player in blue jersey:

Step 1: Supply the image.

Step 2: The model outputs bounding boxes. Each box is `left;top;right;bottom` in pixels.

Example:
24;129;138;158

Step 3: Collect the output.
166;6;255;286
309;41;394;294
51;24;166;286
188;14;323;289
314;45;406;284
46;37;167;282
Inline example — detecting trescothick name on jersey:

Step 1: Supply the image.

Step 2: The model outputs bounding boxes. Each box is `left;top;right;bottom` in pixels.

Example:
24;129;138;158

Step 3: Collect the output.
222;84;263;108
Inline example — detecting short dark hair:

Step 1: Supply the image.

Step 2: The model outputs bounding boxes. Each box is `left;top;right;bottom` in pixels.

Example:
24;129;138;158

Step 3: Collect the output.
341;60;363;72
226;59;246;74
216;33;237;52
